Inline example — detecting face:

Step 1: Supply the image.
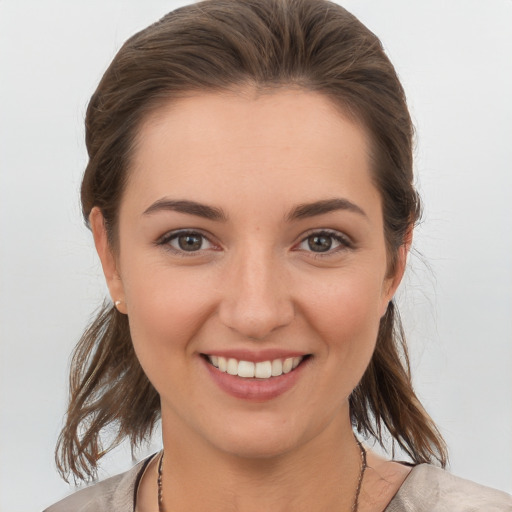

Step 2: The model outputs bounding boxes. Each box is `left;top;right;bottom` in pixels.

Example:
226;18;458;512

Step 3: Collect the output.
92;88;405;460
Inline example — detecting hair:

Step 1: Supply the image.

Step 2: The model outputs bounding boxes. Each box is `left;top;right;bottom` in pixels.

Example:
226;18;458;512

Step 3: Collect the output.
56;0;447;482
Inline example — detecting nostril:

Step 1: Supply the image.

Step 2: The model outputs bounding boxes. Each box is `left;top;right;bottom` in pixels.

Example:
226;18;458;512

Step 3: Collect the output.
219;299;295;341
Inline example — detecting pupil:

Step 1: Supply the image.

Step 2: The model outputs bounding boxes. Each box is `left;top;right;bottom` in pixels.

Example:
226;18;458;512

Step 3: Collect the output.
178;234;202;251
308;235;332;252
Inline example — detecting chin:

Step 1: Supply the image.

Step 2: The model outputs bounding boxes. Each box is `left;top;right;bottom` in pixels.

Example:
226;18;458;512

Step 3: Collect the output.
200;410;324;461
216;432;299;460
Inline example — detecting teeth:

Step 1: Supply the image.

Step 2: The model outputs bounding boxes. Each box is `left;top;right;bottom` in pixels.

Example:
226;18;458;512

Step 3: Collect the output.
238;360;255;378
207;355;304;379
282;358;293;374
271;359;283;376
255;361;272;379
227;358;238;376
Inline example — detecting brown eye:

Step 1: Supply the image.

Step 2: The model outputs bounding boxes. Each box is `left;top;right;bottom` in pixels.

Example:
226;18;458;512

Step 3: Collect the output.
176;233;203;251
307;235;332;252
296;230;351;255
159;231;214;253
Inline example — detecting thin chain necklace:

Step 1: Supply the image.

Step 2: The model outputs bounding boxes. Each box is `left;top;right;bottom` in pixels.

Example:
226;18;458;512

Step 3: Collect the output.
352;438;367;512
158;439;367;512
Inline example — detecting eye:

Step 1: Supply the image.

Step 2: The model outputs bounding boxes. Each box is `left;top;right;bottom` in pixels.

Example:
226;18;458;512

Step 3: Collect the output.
296;230;352;254
157;230;215;254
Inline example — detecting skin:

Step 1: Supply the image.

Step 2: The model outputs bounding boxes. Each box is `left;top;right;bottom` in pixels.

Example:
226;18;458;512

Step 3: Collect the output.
91;88;411;512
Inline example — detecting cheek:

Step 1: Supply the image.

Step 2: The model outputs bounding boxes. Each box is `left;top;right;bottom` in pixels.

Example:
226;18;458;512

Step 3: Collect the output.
120;260;215;363
120;265;219;406
303;268;384;359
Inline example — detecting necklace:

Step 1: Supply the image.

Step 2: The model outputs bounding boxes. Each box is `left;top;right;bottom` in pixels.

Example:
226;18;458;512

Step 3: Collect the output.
157;439;367;512
352;438;367;512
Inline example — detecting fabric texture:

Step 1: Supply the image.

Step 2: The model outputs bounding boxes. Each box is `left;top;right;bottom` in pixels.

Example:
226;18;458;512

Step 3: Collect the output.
44;457;512;512
385;464;511;511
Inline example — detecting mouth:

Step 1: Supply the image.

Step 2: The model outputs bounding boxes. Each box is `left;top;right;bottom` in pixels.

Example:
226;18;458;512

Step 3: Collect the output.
202;354;311;379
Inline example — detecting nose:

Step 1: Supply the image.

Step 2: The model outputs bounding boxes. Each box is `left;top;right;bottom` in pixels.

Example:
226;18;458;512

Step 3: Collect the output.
218;246;295;340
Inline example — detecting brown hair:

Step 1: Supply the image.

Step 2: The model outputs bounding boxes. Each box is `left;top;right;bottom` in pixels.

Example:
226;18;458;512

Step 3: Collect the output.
57;0;447;482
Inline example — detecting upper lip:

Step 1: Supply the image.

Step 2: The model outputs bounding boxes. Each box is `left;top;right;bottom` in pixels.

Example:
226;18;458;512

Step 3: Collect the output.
200;349;309;363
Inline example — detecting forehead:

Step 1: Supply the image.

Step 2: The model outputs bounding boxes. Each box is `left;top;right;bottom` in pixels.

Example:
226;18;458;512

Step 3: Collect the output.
125;88;380;219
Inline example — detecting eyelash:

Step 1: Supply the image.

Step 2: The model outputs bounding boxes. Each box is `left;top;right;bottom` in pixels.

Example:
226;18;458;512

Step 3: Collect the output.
156;229;217;256
294;229;353;257
155;229;353;256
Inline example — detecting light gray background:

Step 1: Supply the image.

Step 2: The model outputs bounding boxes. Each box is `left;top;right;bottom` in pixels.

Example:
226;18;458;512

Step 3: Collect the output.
0;1;511;511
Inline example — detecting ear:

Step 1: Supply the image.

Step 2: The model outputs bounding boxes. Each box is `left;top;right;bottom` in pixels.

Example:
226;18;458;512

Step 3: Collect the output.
89;207;127;314
379;226;413;317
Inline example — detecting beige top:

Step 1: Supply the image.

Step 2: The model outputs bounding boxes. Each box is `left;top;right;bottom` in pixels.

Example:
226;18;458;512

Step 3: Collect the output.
44;456;512;512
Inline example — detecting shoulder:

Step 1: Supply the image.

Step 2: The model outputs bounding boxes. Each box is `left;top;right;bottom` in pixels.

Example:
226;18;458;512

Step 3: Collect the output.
43;456;154;512
386;464;512;512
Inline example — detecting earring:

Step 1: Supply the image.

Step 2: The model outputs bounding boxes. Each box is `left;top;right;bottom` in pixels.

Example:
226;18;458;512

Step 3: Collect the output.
114;300;122;309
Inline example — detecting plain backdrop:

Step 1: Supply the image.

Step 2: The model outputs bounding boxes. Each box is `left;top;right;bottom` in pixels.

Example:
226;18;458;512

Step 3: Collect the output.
0;1;511;511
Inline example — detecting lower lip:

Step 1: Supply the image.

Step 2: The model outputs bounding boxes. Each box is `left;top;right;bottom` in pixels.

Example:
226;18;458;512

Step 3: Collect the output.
202;357;308;401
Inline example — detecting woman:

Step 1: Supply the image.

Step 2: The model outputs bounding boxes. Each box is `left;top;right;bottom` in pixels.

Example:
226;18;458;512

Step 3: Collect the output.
44;0;511;510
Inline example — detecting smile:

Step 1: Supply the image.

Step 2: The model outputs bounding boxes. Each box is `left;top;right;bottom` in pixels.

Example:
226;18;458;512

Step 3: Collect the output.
205;355;306;379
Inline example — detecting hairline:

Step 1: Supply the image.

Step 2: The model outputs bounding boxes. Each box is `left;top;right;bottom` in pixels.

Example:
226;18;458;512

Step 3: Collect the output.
104;83;394;269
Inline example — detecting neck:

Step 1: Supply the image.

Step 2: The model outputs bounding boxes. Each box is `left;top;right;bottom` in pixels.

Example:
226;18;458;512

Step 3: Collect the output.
158;408;363;512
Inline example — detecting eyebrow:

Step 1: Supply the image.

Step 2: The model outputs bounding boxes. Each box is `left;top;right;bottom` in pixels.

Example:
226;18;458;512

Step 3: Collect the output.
286;198;367;221
142;197;366;223
143;199;228;221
